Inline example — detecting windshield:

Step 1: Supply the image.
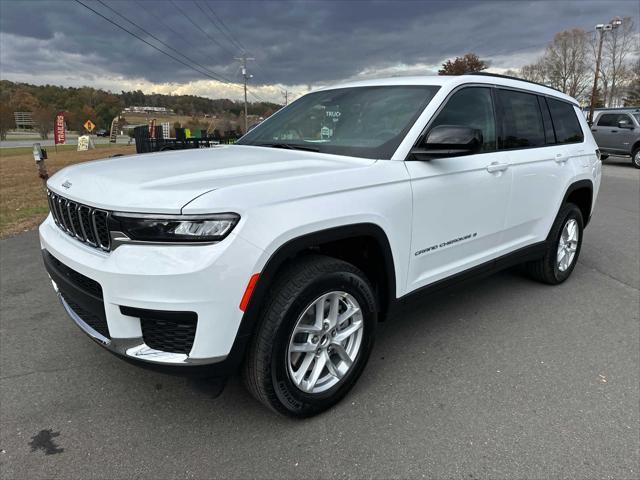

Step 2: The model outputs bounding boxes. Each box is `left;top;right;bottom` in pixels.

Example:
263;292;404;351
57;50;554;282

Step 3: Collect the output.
237;85;440;159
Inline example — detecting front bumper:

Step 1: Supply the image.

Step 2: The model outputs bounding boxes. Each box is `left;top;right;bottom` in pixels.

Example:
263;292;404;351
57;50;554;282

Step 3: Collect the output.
39;214;264;368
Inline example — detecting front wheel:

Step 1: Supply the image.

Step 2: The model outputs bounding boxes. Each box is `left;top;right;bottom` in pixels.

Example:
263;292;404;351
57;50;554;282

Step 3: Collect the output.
525;203;584;284
243;255;377;417
632;148;640;169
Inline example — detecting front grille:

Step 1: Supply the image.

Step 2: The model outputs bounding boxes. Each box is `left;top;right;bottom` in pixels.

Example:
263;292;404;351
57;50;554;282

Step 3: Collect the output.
46;251;103;299
120;307;197;355
48;191;111;251
62;293;110;339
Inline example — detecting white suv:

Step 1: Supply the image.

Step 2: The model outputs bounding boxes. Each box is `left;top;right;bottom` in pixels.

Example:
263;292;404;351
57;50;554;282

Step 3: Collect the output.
40;74;601;417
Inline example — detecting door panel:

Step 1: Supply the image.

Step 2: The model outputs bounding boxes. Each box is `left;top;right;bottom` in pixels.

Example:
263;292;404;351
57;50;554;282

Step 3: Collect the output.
502;145;570;248
405;86;511;292
406;152;512;291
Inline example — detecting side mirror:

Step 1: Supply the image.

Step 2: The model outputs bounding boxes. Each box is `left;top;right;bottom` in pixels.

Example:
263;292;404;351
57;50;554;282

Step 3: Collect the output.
618;120;633;129
410;125;483;160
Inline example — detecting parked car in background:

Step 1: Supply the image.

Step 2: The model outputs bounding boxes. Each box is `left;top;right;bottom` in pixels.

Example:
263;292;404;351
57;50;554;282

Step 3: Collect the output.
40;73;601;417
590;107;640;168
95;129;109;137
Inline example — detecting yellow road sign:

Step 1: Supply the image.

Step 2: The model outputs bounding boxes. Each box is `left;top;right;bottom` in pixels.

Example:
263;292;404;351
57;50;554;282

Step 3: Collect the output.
84;120;95;132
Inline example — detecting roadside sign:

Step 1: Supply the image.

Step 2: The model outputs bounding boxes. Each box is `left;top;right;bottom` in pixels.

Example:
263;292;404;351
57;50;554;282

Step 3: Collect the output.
54;112;65;145
84;120;95;132
77;135;95;151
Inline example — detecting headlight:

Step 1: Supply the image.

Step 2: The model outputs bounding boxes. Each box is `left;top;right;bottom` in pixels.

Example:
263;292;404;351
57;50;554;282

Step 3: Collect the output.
111;213;240;243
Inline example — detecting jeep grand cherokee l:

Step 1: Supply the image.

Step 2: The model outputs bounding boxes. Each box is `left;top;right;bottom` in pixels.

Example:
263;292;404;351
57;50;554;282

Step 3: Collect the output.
40;74;601;417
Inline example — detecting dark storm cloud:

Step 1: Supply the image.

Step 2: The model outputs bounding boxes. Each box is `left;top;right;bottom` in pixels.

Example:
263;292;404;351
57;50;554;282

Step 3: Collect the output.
1;0;638;88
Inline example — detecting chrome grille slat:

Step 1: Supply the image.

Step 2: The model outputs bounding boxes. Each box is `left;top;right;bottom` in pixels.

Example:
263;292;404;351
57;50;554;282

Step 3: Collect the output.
92;209;111;251
47;190;111;252
58;198;73;234
78;206;98;246
67;201;84;240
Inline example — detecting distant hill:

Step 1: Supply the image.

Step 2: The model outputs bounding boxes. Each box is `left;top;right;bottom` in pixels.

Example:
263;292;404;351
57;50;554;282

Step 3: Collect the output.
0;80;281;136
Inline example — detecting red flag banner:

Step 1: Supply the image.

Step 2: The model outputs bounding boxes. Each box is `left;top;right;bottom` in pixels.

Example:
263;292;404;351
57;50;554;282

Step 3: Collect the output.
54;112;66;145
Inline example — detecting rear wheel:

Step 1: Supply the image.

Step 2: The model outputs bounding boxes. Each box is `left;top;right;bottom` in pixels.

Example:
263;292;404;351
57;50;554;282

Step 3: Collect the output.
525;203;584;284
243;255;377;417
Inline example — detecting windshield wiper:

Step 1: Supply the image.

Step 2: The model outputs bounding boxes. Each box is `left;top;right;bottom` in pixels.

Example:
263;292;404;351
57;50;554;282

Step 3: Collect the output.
257;143;320;152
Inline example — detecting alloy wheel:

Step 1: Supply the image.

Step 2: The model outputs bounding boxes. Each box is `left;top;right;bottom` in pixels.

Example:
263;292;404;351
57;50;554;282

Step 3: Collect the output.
287;291;363;394
557;218;579;272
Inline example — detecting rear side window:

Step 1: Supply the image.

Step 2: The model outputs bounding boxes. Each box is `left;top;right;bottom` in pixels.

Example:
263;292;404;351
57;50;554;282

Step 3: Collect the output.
597;113;630;127
547;98;584;144
430;87;496;151
497;89;545;149
538;96;556;144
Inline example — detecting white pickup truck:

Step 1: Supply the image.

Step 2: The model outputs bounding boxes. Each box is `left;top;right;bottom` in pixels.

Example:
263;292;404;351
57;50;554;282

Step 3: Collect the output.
41;73;601;417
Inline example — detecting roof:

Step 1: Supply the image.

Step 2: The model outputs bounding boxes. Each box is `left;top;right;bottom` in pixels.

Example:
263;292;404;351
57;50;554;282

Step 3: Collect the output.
315;74;579;105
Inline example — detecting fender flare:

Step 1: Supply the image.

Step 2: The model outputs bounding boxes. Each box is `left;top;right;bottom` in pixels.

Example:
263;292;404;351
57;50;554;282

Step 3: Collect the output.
223;223;397;372
560;179;593;227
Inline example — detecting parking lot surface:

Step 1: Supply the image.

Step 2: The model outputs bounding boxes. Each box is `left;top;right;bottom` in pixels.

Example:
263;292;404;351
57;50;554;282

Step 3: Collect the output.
1;160;638;479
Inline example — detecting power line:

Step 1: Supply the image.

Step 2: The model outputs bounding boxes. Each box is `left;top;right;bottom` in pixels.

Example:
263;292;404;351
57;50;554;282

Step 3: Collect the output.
74;0;241;86
195;0;244;54
169;0;233;57
131;0;224;69
200;2;278;87
202;1;247;53
94;0;237;86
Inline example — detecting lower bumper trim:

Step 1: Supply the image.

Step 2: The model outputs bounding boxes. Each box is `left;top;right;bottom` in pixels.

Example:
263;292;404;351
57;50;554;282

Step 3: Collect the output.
54;280;226;367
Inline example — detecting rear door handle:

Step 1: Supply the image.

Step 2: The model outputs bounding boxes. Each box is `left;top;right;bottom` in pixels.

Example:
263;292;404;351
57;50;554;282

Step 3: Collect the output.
555;153;568;164
486;162;509;173
591;129;598;132
610;130;618;133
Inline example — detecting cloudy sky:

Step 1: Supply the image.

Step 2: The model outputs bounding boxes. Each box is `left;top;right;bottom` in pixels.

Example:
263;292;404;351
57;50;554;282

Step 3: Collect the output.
1;0;638;103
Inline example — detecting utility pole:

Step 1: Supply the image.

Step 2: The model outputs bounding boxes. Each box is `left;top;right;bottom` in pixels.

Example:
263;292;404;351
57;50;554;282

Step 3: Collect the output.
588;18;622;125
282;89;289;106
235;55;254;133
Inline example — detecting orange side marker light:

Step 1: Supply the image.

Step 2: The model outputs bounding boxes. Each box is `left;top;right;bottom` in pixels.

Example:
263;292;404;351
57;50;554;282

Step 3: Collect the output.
239;273;260;311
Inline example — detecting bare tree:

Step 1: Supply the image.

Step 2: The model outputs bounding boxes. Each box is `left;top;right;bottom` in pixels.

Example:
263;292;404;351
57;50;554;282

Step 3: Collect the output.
519;59;549;84
622;57;640;106
600;17;637;107
543;28;591;99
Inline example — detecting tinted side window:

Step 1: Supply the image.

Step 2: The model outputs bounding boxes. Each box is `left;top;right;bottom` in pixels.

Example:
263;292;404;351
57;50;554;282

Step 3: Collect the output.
547;98;584;143
430;87;496;152
597;113;629;127
538;96;556;144
497;89;545;148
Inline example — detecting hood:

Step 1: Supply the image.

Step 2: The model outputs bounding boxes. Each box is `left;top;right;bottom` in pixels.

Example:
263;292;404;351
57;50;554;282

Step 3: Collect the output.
47;145;375;214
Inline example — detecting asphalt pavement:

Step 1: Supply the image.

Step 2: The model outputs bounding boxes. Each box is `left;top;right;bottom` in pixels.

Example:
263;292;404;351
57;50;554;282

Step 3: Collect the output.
1;159;638;479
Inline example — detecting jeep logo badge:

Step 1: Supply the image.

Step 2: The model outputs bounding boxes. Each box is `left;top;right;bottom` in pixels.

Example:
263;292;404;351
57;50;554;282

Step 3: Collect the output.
62;180;72;189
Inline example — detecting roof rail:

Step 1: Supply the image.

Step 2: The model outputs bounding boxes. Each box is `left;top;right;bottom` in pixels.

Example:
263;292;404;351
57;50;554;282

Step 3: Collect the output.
591;106;640;111
461;72;564;94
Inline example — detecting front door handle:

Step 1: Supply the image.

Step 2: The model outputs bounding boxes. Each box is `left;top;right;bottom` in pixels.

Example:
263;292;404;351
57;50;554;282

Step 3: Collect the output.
486;162;509;173
610;130;618;133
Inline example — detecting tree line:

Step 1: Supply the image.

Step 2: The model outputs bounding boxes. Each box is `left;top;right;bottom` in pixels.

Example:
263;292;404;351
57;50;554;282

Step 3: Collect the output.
0;80;281;140
439;17;638;107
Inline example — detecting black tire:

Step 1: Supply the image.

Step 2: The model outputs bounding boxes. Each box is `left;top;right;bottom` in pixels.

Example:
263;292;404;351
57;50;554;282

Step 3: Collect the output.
525;203;584;285
243;254;377;417
632;147;640;169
